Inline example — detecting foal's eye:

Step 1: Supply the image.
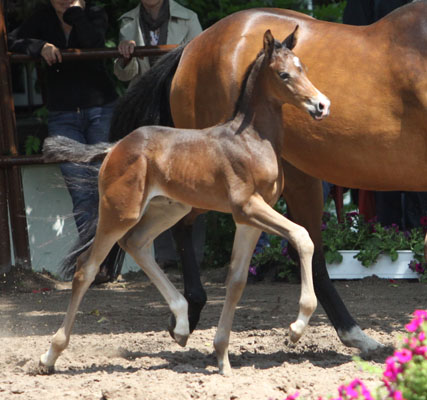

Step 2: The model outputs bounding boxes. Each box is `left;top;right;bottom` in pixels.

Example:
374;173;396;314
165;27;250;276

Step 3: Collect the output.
278;72;290;80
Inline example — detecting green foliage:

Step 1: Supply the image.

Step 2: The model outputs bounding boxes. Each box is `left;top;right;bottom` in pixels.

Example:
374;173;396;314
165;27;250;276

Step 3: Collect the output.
250;235;298;281
24;135;41;155
311;1;346;22
202;212;235;269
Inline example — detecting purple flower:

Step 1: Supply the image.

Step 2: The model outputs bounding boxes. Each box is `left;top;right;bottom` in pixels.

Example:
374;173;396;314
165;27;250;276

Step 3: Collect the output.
415;263;424;274
248;266;257;276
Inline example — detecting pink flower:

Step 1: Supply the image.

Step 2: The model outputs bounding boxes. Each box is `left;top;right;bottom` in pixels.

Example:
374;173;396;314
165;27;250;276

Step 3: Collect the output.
406;319;422;333
414;310;427;320
395;348;412;363
285;393;299;400
414;345;427;356
384;357;402;381
392;390;404;400
419;331;426;342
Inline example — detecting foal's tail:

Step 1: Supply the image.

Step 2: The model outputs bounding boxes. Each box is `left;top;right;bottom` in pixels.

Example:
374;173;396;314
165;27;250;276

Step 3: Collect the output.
109;44;186;141
42;136;115;279
43;136;113;164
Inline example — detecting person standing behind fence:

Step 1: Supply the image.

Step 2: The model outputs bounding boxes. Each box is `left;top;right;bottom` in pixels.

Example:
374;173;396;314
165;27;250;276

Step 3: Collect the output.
8;0;118;282
113;0;203;270
114;0;202;87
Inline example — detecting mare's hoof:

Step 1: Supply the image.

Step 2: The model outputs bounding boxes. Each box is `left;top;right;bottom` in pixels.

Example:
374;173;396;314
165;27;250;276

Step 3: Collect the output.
173;333;189;348
188;300;206;333
37;361;55;375
167;314;176;340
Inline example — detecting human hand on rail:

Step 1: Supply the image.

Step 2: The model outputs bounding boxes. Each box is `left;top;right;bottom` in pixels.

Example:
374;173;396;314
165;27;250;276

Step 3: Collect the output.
71;0;85;8
118;40;136;59
41;42;62;66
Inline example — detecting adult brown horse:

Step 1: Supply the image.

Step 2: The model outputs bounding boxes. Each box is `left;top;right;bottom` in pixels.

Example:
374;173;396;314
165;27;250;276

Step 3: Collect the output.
168;1;427;353
107;0;427;355
41;29;329;375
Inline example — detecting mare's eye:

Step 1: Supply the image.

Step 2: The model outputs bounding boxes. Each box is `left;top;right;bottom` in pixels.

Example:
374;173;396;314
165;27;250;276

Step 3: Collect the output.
278;72;290;80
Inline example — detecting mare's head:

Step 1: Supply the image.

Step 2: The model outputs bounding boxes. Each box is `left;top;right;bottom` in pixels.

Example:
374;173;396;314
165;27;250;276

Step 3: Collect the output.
262;28;330;120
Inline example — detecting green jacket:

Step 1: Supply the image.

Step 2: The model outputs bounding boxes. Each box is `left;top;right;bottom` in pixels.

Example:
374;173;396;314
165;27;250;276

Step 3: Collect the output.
113;0;202;86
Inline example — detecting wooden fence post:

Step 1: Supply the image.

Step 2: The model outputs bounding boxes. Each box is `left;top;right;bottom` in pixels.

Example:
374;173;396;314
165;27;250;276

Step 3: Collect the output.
0;1;31;271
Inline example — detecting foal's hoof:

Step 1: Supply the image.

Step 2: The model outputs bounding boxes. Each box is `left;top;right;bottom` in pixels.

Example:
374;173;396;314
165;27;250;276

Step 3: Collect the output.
37;360;55;375
167;314;189;347
289;321;305;343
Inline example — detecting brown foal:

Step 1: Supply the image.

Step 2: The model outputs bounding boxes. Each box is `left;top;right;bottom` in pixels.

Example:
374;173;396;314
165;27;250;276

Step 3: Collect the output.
42;28;330;375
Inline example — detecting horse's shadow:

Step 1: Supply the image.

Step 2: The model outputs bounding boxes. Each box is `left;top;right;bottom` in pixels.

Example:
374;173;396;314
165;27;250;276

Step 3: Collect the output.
34;345;384;376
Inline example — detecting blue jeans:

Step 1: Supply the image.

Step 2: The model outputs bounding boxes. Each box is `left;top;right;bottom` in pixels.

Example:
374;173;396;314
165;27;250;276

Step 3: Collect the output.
48;101;116;236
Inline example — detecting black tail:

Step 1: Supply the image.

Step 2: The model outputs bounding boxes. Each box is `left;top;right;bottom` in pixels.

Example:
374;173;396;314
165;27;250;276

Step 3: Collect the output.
109;44;185;141
43;136;112;163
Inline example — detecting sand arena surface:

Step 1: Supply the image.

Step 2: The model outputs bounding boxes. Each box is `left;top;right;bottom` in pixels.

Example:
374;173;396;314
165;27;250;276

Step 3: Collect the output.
0;269;425;399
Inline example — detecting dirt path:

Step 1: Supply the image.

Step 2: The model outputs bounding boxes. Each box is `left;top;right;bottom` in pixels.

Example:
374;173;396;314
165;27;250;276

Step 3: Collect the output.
0;271;425;400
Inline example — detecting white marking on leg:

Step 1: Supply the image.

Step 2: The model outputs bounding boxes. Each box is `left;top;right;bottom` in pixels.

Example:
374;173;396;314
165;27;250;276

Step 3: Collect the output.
338;326;383;354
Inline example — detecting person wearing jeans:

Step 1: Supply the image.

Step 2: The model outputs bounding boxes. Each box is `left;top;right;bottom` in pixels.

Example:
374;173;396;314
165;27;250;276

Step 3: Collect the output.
8;0;118;282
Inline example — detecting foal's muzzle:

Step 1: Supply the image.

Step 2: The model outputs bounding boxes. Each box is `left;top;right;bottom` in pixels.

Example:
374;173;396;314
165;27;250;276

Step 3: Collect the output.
308;94;330;121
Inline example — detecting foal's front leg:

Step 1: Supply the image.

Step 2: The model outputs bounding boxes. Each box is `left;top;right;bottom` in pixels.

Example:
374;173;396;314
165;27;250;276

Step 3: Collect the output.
214;224;261;375
234;194;317;342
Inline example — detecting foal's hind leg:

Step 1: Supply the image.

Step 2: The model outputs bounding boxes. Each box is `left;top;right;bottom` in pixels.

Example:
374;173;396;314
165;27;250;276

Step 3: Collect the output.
233;194;317;342
214;224;261;375
119;197;193;346
39;227;126;373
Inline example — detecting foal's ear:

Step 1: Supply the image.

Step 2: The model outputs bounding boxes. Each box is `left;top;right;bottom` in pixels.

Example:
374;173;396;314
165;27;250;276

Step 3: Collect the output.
282;25;299;50
263;29;275;60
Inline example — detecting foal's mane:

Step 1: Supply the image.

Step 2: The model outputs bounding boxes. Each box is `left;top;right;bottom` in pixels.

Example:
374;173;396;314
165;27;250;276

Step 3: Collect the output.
231;39;282;120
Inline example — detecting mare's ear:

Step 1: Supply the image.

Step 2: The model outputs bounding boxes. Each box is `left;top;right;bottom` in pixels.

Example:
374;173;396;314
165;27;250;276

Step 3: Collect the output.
282;25;299;50
263;29;275;60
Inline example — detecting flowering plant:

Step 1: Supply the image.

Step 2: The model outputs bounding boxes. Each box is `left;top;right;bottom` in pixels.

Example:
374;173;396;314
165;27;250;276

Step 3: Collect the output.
281;309;427;400
321;211;427;281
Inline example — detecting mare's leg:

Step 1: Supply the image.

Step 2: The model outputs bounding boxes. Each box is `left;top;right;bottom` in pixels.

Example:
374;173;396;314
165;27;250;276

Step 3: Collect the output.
171;209;207;333
119;197;193;346
39;223;128;373
282;160;382;353
214;224;261;375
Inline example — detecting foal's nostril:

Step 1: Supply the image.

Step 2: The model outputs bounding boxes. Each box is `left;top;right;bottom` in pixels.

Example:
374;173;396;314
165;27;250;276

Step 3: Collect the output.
318;102;325;111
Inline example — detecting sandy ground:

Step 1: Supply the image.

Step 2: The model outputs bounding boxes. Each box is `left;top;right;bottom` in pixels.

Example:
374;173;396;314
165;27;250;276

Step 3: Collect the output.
0;269;425;400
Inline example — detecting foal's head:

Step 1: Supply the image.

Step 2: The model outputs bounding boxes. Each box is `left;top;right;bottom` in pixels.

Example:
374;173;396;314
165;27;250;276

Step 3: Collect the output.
262;28;330;120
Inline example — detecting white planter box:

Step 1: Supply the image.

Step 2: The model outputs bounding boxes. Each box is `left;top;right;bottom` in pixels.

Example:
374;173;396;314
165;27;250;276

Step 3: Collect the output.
326;250;418;280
